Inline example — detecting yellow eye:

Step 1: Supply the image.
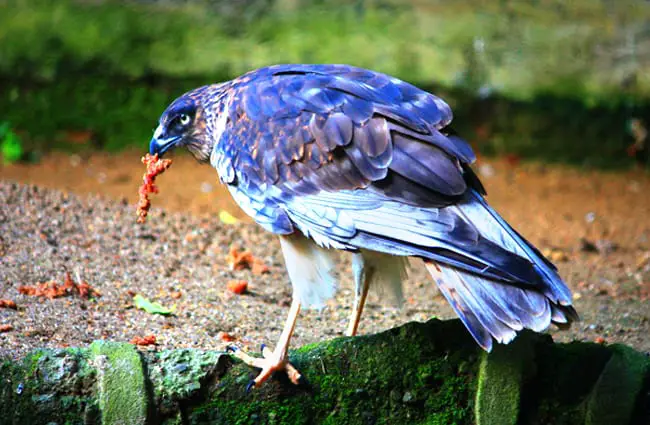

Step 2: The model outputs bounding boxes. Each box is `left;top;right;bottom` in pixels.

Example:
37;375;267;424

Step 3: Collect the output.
179;114;191;126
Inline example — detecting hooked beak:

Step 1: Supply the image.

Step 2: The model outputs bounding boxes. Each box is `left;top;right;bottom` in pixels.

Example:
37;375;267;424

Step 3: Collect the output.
149;125;181;157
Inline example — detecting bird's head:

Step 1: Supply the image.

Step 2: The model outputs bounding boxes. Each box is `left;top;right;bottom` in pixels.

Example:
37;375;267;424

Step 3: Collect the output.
149;88;214;163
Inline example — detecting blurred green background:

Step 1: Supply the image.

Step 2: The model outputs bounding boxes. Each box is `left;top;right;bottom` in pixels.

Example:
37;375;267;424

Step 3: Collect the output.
1;0;649;167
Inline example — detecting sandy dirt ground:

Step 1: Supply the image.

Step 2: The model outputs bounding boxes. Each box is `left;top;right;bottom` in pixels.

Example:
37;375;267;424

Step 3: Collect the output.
1;151;649;359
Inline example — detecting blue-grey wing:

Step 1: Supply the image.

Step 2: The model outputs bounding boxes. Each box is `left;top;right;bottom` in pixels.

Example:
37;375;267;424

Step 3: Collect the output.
218;64;477;199
213;64;550;288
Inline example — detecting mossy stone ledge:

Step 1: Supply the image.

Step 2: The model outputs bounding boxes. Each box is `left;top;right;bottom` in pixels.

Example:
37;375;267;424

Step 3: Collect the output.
1;318;648;425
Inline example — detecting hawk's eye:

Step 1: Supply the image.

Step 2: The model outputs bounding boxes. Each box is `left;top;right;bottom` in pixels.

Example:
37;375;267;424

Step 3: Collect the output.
179;114;191;126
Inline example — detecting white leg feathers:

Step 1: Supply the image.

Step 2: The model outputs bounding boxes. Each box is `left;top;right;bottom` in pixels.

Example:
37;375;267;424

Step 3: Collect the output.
279;233;338;309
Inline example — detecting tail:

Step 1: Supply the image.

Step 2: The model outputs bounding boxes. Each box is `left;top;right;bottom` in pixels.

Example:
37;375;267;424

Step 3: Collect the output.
424;190;578;352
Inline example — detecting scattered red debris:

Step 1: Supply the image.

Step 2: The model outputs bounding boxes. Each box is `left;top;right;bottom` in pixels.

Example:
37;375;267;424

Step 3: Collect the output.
217;331;236;342
0;300;17;310
226;280;248;295
64;272;100;299
0;324;13;333
19;280;68;299
18;272;99;300
130;335;157;346
594;337;606;344
226;246;253;271
251;261;270;275
137;153;173;224
226;246;270;274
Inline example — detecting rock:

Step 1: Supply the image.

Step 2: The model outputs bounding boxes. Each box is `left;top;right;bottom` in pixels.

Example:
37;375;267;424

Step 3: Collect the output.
0;319;649;425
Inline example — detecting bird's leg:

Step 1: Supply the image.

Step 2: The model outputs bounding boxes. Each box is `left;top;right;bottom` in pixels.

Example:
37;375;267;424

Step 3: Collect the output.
229;297;302;389
346;253;373;336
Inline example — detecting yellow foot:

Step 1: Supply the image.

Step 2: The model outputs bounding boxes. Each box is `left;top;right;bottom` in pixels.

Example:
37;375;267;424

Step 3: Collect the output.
227;344;302;391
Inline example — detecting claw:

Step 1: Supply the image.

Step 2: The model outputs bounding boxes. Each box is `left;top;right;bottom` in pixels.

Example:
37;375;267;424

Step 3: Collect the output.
297;374;309;388
245;380;256;393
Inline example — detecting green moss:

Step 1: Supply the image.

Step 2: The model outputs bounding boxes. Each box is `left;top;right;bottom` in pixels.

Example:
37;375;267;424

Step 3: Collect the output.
183;319;479;424
585;344;650;425
146;348;229;420
475;334;535;425
90;340;149;425
0;348;98;425
2;319;649;423
523;340;613;424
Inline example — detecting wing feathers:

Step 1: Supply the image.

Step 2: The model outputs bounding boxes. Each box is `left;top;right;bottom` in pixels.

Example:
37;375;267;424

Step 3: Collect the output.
391;134;467;196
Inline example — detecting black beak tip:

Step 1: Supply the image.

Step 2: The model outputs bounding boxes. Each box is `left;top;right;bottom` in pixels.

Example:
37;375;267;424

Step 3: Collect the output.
149;138;160;156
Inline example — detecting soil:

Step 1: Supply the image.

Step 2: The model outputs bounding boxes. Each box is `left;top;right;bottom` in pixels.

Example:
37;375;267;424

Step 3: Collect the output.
1;151;649;360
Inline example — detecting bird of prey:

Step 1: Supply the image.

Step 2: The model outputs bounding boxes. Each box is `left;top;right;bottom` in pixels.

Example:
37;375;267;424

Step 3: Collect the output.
149;64;577;389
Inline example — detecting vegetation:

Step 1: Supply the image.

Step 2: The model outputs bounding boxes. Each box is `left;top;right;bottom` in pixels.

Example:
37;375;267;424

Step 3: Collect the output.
1;0;649;166
0;122;23;164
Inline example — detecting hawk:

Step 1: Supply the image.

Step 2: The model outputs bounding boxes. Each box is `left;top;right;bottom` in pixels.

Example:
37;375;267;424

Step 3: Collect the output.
149;64;577;389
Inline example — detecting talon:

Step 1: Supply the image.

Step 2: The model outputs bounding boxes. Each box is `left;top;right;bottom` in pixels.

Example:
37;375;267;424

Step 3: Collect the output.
231;298;303;389
297;374;310;388
297;375;312;390
245;380;256;393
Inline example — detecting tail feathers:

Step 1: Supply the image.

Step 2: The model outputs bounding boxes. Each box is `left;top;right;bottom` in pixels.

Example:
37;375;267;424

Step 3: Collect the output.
458;190;573;306
425;260;577;352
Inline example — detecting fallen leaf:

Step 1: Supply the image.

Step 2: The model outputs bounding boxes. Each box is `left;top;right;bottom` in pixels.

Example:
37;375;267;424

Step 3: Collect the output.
594;337;606;344
219;210;239;225
542;248;569;263
226;246;270;274
251;261;270;275
0;300;17;309
133;294;176;315
65;272;100;299
227;280;248;295
170;291;183;299
636;252;650;271
218;331;236;342
130;335;156;346
18;272;99;300
19;281;68;299
226;246;254;271
0;324;13;333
